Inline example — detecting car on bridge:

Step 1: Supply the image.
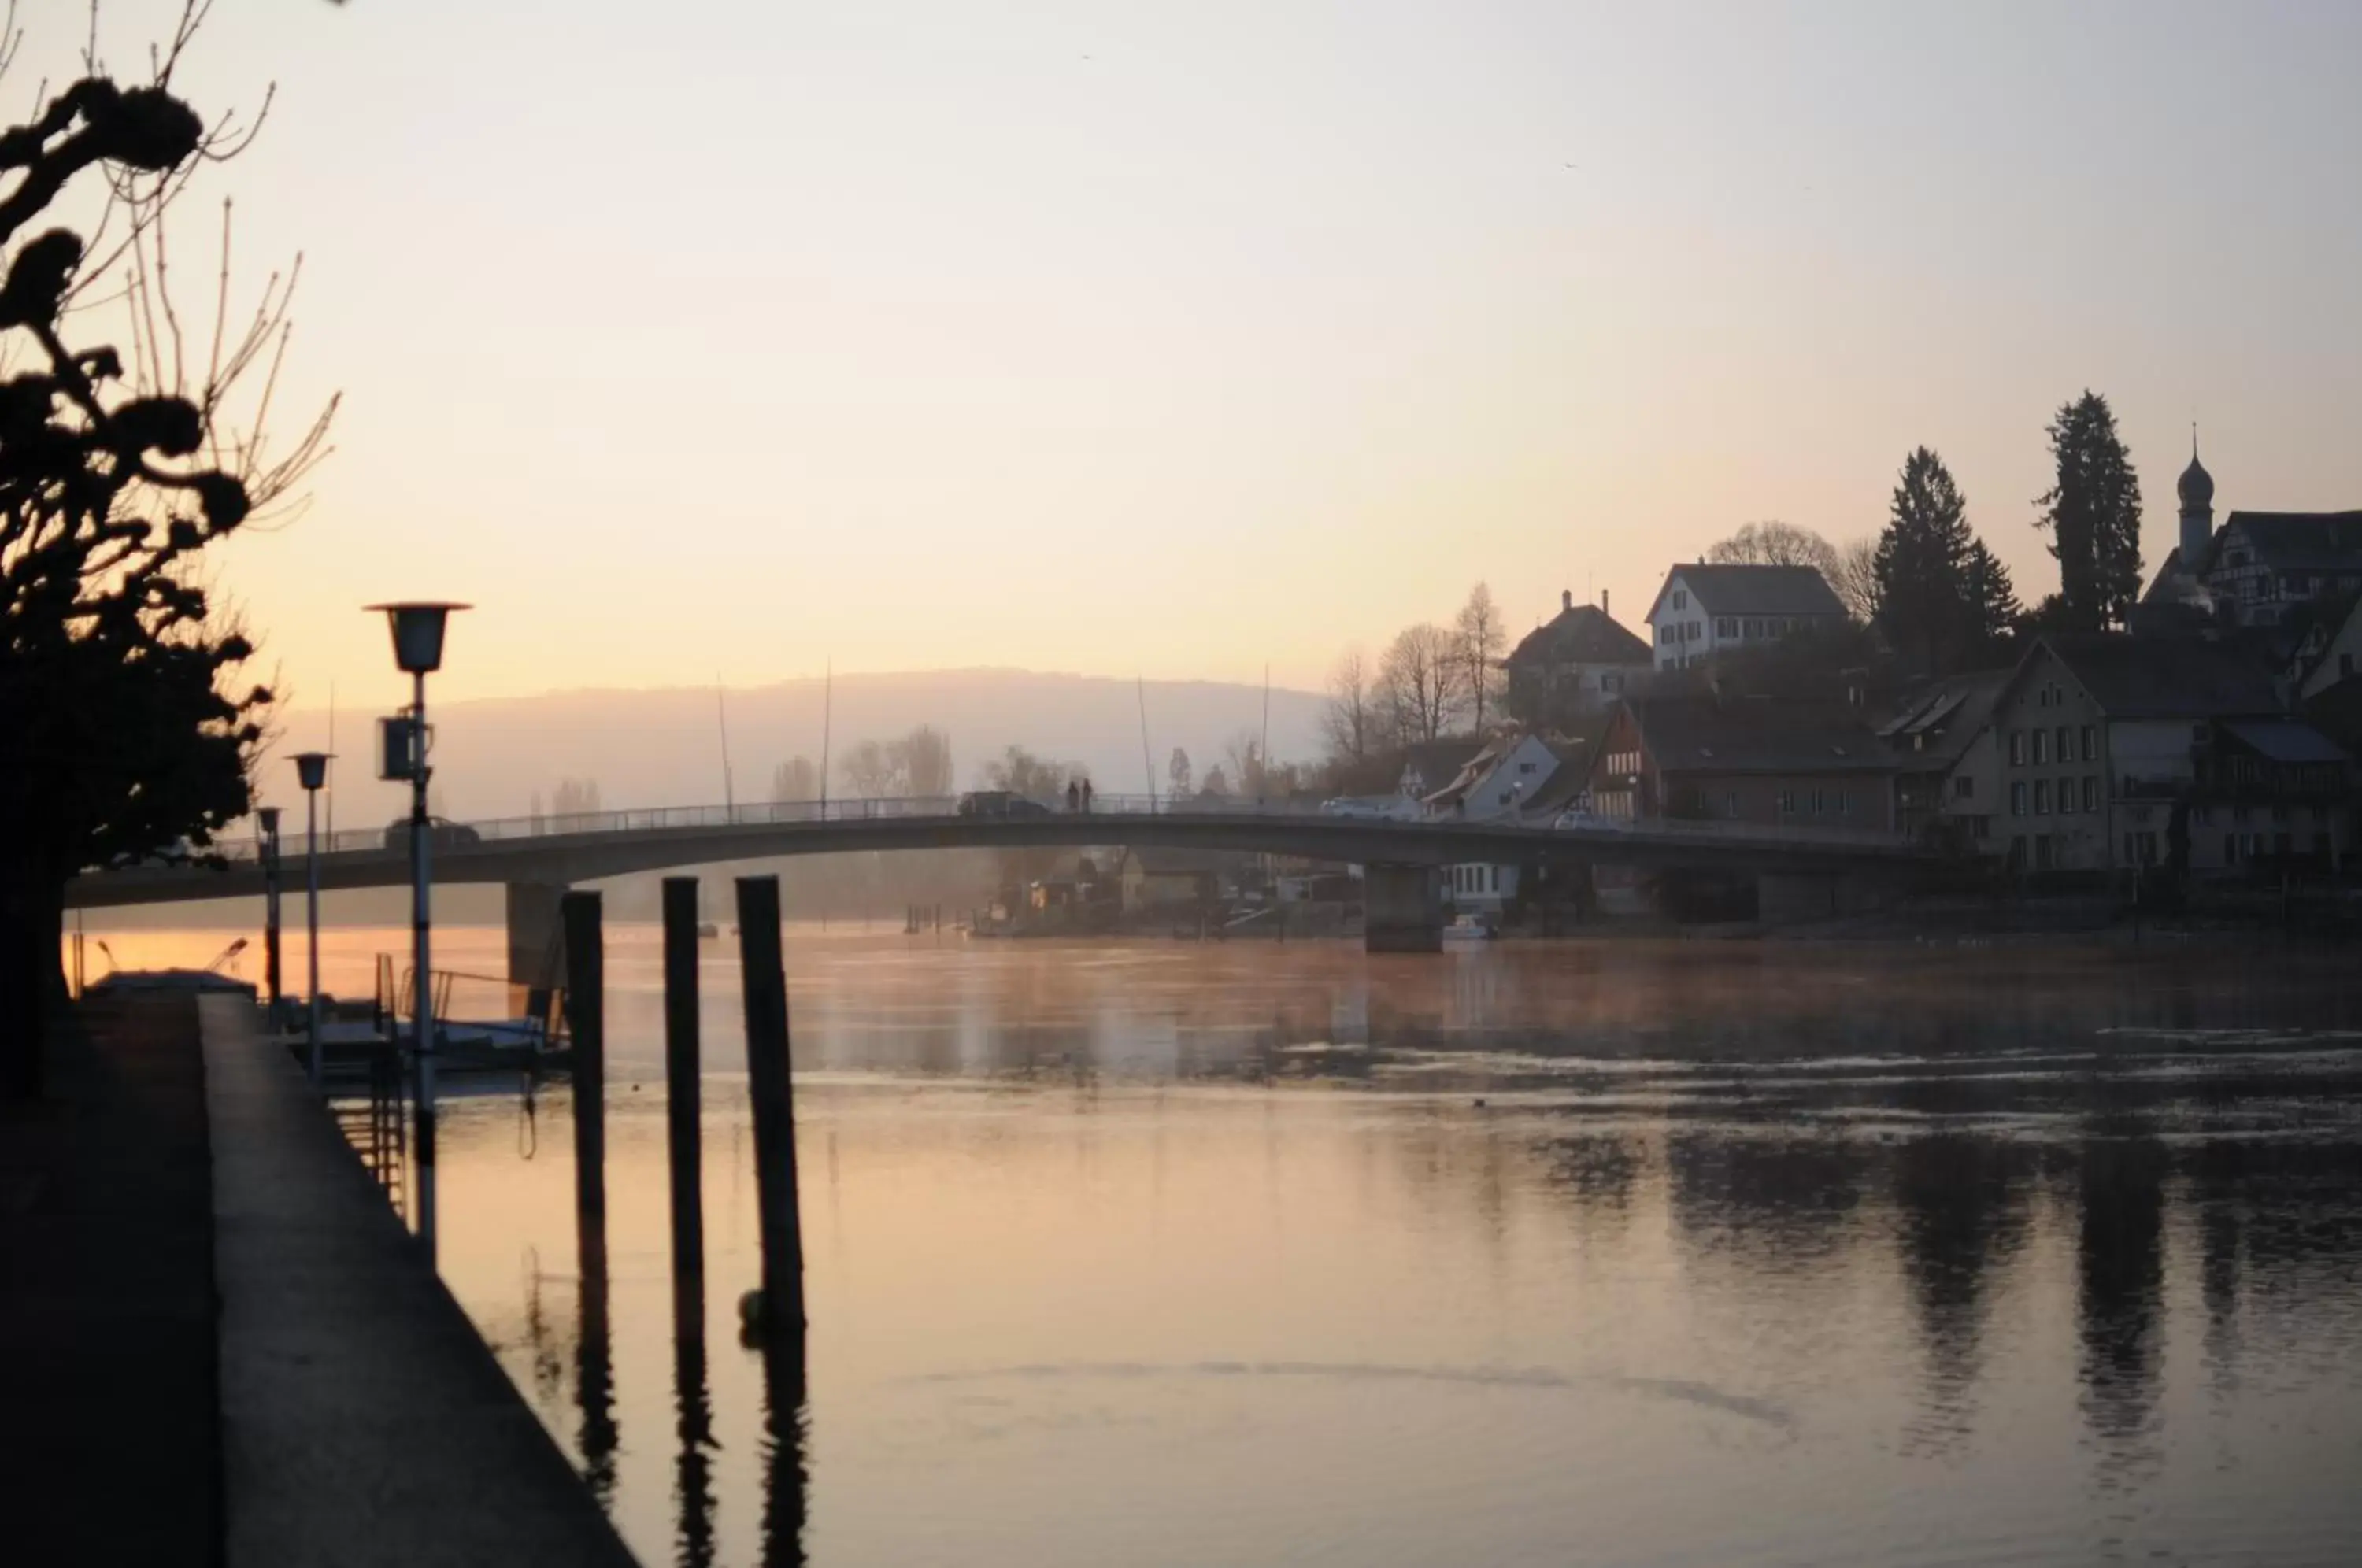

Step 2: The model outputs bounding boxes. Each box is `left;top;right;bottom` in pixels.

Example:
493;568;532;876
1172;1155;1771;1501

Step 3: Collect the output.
956;790;1054;819
1319;796;1421;822
1552;806;1630;832
383;817;485;851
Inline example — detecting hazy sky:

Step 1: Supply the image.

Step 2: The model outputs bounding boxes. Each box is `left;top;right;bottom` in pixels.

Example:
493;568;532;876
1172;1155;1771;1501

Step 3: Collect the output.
27;2;2362;711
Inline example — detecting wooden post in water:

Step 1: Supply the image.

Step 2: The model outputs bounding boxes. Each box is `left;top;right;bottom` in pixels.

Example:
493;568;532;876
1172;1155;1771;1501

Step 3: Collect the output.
735;875;806;1337
563;890;606;1232
662;878;705;1289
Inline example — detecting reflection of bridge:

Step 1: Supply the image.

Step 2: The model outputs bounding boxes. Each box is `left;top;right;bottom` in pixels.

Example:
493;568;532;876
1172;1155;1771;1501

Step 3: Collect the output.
67;793;1930;963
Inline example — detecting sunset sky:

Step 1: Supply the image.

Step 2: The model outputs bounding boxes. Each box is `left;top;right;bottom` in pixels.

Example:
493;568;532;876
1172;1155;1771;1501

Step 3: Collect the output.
28;2;2362;712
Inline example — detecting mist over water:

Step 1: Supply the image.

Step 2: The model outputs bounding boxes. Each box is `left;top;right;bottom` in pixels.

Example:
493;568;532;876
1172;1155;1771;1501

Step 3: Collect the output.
91;927;2362;1565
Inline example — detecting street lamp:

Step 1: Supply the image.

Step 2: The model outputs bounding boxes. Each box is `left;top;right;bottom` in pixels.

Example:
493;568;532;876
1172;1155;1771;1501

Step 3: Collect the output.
257;806;283;1029
367;600;470;1261
293;752;332;1090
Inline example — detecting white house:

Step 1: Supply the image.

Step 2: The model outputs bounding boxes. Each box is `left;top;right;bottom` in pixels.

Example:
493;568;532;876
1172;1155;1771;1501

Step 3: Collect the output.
1643;564;1848;672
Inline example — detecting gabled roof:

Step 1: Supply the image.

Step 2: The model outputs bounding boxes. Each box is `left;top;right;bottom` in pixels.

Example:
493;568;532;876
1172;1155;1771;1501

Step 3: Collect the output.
1645;564;1847;625
2034;634;2282;720
1504;602;1651;668
1875;669;2010;768
1616;695;1895;776
1423;732;1557;808
1398;740;1481;790
1520;715;1616;815
2219;720;2349;766
2213;511;2362;574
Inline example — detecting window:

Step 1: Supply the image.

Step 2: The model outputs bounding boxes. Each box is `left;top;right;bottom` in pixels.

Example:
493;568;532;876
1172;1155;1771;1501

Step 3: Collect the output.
1811;788;1826;815
1743;618;1760;638
1517;760;1537;775
2033;730;2049;764
2081;726;2097;762
1835;790;1851;815
2008;835;2027;870
2010;781;2027;817
2034;780;2050;814
2055;725;2071;760
1672;590;1687;611
1716;616;1736;638
2082;778;2099;813
2009;730;2027;766
1601;673;1622;694
1777;789;1797;814
2193;805;2212;826
1954;775;1974;801
1726;790;1739;818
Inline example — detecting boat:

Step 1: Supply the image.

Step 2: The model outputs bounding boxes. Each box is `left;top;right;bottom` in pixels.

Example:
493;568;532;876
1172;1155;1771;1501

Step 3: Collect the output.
1443;913;1498;942
696;921;720;940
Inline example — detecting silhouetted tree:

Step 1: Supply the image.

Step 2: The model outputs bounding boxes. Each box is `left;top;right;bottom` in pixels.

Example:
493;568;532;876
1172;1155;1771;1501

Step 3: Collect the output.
886;723;953;797
1453;582;1507;731
1705;520;1841;573
1873;448;1978;674
2037;391;2144;631
1322;647;1378;769
1378;623;1459;745
2;24;335;1093
769;756;818;803
1166;745;1192;799
1830;536;1880;625
837;739;896;798
1964;540;2020;659
549;778;602;819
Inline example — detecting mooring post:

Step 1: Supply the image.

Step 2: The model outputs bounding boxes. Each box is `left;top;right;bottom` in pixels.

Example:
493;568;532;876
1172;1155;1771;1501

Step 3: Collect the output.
735;875;806;1337
661;877;704;1289
563;890;606;1233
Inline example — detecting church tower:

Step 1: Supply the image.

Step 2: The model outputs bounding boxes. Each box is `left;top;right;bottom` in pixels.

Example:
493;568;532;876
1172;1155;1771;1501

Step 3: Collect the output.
2178;427;2215;570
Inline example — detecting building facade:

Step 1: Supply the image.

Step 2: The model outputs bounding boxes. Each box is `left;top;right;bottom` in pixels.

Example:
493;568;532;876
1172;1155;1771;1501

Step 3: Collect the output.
1502;590;1652;727
1586;697;1897;831
1642;564;1849;672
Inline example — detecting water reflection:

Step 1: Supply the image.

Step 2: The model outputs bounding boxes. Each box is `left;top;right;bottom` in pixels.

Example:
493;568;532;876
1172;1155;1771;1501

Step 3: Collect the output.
576;1222;617;1509
331;933;2362;1566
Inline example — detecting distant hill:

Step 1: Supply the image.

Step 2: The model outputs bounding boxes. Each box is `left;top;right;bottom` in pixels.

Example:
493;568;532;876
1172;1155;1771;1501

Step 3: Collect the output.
258;668;1327;828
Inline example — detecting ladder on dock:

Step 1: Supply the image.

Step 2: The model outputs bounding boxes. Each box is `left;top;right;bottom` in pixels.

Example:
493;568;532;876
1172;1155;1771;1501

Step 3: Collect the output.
329;1039;407;1219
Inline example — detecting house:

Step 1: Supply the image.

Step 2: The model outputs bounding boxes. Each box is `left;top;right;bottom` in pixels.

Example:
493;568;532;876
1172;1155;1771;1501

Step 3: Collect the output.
1969;633;2348;874
1876;671;2009;848
1398;740;1481;801
1643;564;1849;673
1423;732;1564;819
2142;442;2362;631
1117;847;1231;910
1585;695;1898;830
2299;595;2362;702
1502;589;1652;727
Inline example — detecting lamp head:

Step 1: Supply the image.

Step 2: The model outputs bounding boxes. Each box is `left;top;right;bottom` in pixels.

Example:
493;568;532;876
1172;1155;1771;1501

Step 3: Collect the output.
257;806;282;836
293;751;332;791
365;601;472;675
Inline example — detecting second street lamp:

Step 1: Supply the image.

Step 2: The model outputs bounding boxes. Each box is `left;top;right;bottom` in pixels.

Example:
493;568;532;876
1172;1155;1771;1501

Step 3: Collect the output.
366;600;470;1262
293;751;332;1090
257;806;283;1029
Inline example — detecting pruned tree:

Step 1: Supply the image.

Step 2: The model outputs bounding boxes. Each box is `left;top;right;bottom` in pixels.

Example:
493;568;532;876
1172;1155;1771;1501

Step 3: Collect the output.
2036;390;2143;631
1320;647;1378;768
1378;623;1459;745
769;755;818;803
1453;582;1507;731
3;10;335;1092
1166;745;1191;799
1704;520;1842;574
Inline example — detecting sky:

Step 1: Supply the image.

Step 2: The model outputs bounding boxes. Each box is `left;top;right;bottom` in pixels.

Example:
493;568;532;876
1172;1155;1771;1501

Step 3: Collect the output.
20;1;2362;714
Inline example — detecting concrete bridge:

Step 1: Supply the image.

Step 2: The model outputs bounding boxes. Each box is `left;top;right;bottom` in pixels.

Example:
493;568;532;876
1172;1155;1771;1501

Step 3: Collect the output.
66;794;1931;965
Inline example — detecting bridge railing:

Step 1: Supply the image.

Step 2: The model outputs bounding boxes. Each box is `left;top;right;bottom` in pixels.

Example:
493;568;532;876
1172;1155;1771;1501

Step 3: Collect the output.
205;790;1912;861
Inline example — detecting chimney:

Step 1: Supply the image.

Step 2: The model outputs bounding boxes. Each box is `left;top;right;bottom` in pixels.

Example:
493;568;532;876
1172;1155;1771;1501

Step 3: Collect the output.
1601;589;1610;617
1562;589;1572;612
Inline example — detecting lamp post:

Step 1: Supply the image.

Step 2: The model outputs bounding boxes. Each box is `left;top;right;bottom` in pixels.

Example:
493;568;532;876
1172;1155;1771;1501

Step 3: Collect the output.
293;752;332;1090
257;806;283;1029
367;601;469;1260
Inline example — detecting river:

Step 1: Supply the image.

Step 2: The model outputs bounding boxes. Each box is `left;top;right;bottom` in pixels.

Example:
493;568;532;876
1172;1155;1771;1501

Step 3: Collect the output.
83;924;2362;1565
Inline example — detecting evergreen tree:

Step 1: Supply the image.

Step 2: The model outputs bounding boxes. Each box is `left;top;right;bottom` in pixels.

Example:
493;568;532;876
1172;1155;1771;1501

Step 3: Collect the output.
2036;391;2144;631
1871;447;1976;673
1964;540;2021;656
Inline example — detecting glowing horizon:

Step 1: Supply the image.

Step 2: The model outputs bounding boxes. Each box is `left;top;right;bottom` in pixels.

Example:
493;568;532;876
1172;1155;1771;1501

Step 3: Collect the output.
27;2;2362;712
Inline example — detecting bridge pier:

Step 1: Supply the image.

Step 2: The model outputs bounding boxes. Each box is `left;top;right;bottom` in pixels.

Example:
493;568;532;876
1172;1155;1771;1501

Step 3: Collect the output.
1755;868;1890;926
506;880;571;989
1363;864;1443;953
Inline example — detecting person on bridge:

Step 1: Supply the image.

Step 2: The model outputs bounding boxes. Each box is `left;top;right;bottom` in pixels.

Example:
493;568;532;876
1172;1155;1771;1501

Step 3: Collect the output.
1067;780;1082;813
1083;779;1094;814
